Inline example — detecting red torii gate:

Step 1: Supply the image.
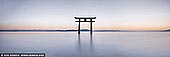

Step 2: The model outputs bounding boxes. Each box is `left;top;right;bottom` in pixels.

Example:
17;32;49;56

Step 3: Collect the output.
74;17;96;34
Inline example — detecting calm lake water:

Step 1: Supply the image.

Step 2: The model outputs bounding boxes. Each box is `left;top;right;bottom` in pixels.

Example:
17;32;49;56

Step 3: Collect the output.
0;32;170;57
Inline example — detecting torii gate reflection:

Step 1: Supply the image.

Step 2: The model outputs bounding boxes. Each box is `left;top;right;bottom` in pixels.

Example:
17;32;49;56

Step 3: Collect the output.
74;17;96;34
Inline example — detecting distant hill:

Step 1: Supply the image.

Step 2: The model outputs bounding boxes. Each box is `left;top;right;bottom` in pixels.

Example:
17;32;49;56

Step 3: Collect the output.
0;29;169;32
164;29;170;32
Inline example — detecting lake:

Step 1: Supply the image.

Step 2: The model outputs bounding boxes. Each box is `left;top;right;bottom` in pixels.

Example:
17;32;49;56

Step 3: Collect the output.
0;32;170;57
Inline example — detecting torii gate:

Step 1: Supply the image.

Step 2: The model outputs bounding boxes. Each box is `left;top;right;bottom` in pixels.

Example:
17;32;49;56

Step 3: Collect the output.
74;17;96;34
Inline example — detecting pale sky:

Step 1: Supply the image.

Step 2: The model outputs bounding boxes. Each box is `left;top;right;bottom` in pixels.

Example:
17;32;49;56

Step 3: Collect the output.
0;0;170;30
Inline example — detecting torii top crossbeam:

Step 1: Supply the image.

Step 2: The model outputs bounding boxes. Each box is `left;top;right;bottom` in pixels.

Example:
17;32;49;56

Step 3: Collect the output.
75;17;96;19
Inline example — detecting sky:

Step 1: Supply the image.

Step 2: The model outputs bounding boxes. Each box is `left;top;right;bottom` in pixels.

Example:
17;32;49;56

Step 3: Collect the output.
0;0;170;30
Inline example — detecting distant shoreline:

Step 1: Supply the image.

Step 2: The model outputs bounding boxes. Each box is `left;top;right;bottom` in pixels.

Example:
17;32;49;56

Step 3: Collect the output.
0;30;169;32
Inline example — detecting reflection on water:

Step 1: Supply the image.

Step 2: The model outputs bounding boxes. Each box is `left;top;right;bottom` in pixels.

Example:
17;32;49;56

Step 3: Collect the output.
0;32;170;57
77;34;94;57
77;34;81;56
90;34;94;54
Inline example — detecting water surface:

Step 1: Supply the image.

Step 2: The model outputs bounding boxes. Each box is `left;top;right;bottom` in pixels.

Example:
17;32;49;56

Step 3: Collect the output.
0;32;170;57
